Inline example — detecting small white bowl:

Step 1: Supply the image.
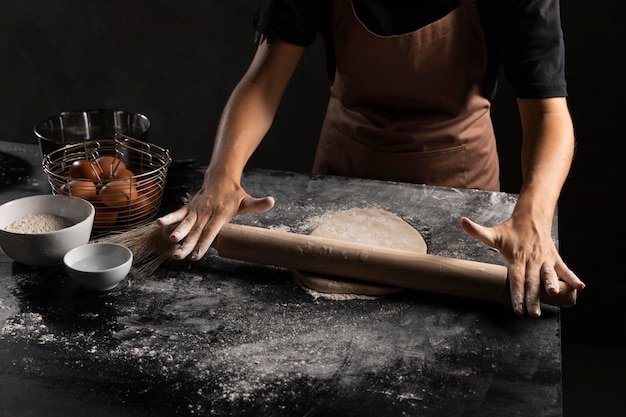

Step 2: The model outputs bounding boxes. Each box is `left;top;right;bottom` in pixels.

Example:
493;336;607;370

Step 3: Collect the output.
63;242;133;291
0;195;95;266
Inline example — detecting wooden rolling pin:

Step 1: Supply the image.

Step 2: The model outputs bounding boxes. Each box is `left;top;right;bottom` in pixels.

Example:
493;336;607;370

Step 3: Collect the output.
213;223;576;308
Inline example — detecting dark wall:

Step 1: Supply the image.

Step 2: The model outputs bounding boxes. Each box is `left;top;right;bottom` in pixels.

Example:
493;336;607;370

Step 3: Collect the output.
0;0;329;170
557;1;626;347
1;1;624;347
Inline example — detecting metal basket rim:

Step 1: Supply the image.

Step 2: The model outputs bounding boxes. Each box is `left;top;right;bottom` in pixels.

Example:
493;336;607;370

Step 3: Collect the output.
42;135;172;182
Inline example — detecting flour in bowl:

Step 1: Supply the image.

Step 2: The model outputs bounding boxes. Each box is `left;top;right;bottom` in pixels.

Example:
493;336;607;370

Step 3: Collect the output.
5;214;73;233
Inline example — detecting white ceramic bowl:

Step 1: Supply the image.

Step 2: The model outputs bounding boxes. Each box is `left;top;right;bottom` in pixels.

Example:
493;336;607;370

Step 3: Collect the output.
64;242;133;291
0;195;95;266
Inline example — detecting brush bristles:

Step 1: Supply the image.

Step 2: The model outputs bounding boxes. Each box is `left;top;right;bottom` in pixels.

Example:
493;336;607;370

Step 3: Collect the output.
98;222;179;276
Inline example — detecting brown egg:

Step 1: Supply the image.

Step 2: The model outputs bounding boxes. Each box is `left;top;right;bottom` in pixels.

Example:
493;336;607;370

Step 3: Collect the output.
99;180;138;208
130;192;155;221
59;180;97;200
96;156;126;179
113;167;137;184
69;159;102;180
92;198;119;228
137;179;160;204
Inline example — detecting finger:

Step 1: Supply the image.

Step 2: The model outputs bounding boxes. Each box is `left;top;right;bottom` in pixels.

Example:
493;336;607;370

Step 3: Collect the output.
525;268;542;318
239;196;275;215
541;265;560;295
168;212;204;259
172;222;203;260
168;213;199;243
555;262;586;290
157;206;189;227
189;219;226;261
508;264;526;316
460;217;497;248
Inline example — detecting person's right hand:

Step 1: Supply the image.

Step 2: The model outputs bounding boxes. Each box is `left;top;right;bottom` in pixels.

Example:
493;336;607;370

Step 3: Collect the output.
156;171;274;261
155;39;302;262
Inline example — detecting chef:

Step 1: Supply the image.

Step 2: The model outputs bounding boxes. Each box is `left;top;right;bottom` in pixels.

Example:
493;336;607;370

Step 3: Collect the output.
158;0;586;316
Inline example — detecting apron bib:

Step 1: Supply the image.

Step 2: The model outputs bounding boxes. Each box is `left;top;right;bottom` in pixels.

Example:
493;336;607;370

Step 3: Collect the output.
312;0;500;191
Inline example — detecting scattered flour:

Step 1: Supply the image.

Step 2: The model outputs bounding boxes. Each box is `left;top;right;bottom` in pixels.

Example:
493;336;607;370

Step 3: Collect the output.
299;285;379;301
0;312;56;345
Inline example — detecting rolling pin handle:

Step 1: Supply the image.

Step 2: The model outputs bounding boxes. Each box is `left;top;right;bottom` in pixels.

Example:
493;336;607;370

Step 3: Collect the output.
539;281;577;308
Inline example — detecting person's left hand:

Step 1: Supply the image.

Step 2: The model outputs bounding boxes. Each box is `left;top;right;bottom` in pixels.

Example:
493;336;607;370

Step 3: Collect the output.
460;216;585;317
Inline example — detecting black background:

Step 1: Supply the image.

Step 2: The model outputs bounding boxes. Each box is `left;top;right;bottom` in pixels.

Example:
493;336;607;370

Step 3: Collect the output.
1;1;625;415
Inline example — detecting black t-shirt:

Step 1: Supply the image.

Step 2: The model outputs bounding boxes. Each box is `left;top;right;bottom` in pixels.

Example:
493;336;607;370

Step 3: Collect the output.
253;0;567;100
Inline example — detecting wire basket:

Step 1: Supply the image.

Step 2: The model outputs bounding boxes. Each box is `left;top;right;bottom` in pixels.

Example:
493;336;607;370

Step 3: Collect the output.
42;135;171;234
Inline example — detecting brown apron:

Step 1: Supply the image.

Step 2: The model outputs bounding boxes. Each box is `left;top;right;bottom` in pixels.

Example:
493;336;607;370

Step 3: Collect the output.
312;0;500;191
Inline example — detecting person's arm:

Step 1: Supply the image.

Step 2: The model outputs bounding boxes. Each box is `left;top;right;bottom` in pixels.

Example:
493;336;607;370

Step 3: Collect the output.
461;97;585;316
157;39;305;261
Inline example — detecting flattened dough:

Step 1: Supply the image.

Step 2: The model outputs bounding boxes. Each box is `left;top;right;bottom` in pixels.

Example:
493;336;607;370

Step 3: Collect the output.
293;208;427;296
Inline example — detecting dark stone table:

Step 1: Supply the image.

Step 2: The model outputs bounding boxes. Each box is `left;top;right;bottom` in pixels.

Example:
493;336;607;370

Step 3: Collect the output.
0;141;562;417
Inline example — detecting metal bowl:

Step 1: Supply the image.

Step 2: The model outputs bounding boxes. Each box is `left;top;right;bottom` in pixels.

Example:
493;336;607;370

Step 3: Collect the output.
34;109;150;158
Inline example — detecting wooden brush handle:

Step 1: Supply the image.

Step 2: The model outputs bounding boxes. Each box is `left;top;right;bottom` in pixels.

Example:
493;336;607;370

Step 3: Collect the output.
213;223;576;308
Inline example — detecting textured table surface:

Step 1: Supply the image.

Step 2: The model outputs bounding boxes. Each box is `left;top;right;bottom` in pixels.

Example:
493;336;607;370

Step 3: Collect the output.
0;141;562;417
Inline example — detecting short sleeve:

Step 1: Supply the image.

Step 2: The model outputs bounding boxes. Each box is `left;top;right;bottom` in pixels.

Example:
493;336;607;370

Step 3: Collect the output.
252;0;324;47
496;0;567;98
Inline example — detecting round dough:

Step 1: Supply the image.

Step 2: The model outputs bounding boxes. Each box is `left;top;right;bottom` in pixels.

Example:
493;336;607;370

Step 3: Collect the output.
293;208;427;296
